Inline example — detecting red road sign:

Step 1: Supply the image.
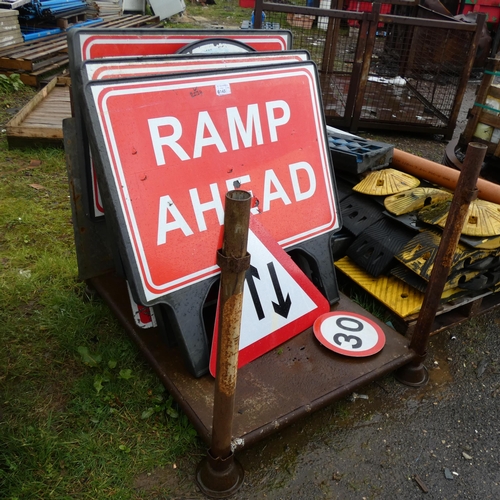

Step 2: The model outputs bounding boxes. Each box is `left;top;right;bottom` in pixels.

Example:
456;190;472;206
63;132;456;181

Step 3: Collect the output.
86;62;339;304
85;52;309;218
210;216;330;375
313;311;386;357
83;51;309;81
68;29;291;220
77;31;292;61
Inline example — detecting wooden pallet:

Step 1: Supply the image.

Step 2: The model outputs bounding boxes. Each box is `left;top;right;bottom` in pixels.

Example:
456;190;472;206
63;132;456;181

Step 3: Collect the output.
56;12;88;29
0;14;161;86
6;76;71;146
0;10;23;48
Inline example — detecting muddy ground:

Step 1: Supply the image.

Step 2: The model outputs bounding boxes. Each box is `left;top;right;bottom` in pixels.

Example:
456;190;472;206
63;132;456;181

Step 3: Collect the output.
132;82;500;499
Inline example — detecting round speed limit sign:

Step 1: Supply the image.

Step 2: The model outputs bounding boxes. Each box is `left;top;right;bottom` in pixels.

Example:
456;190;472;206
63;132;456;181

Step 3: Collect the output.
313;311;386;357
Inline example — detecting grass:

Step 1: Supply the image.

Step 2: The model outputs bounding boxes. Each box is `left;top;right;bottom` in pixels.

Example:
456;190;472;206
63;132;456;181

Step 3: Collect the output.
166;0;254;29
0;84;201;498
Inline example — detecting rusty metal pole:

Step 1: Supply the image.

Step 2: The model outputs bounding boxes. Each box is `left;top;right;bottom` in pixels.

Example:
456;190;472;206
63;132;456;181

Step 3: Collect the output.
196;190;251;498
396;142;487;387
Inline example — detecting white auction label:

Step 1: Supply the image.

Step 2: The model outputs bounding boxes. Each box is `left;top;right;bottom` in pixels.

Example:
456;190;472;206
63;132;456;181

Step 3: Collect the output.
313;311;386;357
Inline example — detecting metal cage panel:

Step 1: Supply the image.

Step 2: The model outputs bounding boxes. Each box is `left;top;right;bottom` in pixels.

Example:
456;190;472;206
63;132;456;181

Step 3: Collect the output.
257;1;484;138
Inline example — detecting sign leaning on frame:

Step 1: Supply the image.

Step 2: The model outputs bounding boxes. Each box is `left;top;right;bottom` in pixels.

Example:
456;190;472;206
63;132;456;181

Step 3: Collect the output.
70;30;342;377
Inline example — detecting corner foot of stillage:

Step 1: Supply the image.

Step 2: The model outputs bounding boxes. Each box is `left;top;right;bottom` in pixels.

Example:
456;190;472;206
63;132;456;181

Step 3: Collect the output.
394;358;429;388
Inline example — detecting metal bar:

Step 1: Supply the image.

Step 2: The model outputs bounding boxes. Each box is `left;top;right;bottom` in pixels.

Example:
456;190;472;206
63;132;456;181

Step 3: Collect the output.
196;190;251;498
396;142;487;386
447;13;486;140
260;2;477;30
350;3;381;133
254;0;263;29
261;2;364;21
211;190;251;459
404;80;450;125
343;11;370;125
321;0;344;74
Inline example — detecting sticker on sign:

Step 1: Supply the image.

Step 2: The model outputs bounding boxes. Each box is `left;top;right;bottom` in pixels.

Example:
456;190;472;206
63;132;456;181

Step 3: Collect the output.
84;61;340;305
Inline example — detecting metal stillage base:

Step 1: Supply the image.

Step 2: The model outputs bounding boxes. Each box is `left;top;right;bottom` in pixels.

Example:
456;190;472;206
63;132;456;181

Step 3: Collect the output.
89;272;418;450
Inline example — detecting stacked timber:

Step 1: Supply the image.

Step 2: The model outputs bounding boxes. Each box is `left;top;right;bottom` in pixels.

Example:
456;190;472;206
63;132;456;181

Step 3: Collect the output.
90;0;122;17
0;13;160;86
0;10;23;48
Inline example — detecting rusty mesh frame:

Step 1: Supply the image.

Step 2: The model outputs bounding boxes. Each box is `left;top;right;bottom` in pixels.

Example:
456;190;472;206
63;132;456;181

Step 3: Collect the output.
257;1;483;138
359;15;477;129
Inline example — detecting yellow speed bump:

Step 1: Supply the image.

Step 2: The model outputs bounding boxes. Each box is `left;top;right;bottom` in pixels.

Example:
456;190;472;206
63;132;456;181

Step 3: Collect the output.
395;230;493;280
384;187;452;216
336;257;469;319
336;256;424;318
353;168;420;196
419;199;500;237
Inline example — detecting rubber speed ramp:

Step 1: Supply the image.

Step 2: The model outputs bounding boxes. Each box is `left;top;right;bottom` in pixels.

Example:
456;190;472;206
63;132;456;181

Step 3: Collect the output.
335;256;424;318
336;257;470;319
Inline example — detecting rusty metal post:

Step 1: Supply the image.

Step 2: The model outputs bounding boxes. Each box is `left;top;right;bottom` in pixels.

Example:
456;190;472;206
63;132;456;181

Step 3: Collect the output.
396;142;487;387
196;190;251;498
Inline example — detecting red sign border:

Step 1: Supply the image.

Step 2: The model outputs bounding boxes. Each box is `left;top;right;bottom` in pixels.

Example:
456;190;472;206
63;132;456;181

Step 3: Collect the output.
82;50;310;82
71;29;293;64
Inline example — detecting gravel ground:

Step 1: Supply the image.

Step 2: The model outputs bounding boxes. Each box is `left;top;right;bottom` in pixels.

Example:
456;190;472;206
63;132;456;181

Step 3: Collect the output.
229;311;500;500
150;310;500;500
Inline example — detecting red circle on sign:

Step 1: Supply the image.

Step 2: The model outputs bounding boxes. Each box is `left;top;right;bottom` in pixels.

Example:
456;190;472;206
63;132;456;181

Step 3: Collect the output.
313;311;386;357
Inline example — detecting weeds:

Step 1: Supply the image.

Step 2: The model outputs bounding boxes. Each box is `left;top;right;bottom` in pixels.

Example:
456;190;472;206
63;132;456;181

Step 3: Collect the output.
0;74;24;92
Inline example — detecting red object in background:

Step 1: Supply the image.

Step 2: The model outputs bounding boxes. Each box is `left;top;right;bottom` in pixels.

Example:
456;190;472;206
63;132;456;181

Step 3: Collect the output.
346;1;392;27
239;0;255;7
462;0;500;27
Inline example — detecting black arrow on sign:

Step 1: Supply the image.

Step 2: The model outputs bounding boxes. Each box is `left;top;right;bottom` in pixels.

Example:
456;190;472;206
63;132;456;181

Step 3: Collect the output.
245;265;264;320
267;262;292;318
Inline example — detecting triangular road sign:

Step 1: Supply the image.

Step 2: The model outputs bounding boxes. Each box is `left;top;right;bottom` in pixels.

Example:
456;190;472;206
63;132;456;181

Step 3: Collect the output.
210;216;330;376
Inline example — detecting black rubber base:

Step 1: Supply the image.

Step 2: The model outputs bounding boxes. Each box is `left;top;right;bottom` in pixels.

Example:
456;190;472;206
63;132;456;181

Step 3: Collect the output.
196;450;245;498
395;362;429;387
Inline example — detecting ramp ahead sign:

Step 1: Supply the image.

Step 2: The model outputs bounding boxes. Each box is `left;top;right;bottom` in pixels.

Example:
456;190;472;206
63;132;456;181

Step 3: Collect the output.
84;62;339;304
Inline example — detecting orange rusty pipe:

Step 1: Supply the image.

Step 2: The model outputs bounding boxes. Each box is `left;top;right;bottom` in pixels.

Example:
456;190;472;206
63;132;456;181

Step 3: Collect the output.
392;148;500;205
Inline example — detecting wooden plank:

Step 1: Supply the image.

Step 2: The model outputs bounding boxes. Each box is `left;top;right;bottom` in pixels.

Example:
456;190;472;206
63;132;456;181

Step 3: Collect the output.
0;10;20;17
0;37;24;49
0;45;68;71
7;127;63;138
8;41;68;61
32;54;69;72
18;73;38;87
0;34;64;57
3;37;66;56
30;57;69;76
0;57;33;71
